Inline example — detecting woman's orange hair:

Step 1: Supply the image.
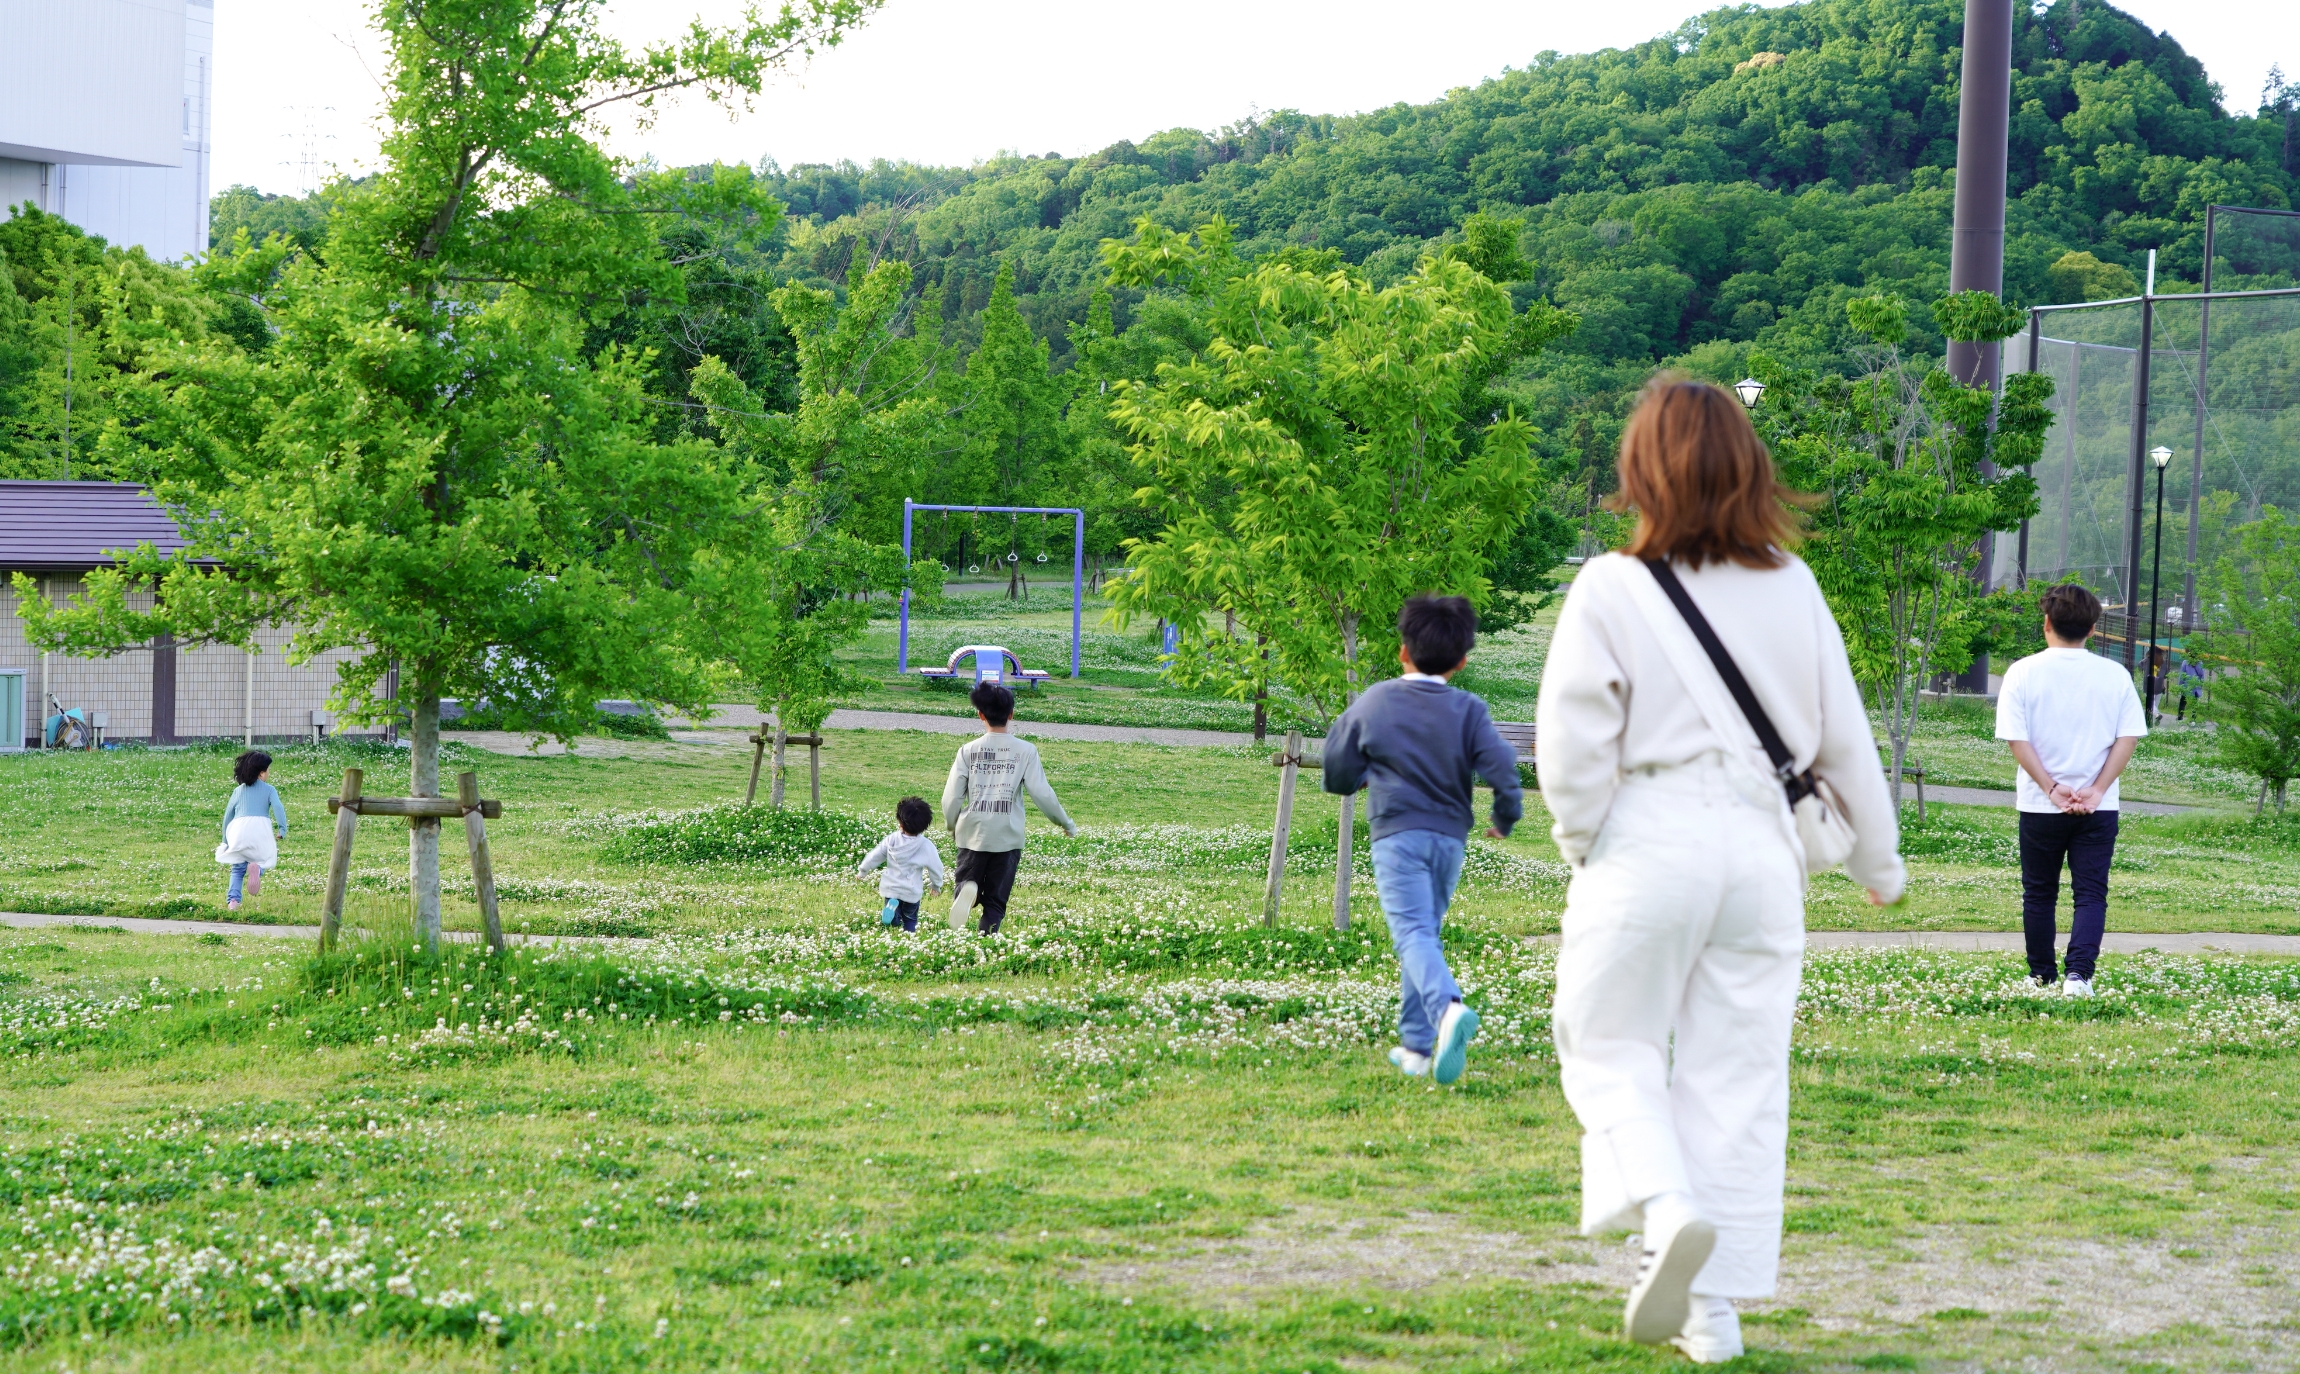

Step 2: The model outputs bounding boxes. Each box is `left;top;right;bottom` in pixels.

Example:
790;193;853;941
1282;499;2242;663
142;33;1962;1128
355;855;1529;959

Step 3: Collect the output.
1606;375;1808;569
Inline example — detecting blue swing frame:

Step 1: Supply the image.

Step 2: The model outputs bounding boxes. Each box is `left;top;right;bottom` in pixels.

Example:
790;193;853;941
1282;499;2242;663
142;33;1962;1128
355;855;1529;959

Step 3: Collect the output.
898;500;1086;679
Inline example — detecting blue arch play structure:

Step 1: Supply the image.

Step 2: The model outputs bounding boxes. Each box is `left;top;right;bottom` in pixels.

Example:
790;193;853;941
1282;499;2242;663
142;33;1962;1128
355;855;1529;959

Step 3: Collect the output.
898;500;1086;679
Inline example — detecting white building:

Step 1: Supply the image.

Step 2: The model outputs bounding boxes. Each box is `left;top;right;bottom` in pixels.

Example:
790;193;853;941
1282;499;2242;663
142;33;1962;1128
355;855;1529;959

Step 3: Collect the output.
0;0;213;263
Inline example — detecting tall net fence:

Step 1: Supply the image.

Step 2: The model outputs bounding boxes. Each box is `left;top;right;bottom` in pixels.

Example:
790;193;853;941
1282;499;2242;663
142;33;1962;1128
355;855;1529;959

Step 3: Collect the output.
2001;278;2300;658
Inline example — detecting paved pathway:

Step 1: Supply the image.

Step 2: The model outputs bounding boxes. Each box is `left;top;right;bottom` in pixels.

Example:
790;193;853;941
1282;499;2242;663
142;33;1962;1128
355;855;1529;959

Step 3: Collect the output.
0;912;614;946
11;911;2299;956
459;711;2215;814
451;707;1279;753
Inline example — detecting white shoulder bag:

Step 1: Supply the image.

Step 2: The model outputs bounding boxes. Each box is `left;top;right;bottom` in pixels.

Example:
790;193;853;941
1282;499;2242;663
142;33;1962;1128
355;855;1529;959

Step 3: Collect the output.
1627;558;1857;875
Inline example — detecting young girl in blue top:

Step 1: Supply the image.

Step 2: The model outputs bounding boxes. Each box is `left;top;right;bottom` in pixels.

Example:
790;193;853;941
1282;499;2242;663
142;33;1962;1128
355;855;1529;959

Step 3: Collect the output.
216;750;286;911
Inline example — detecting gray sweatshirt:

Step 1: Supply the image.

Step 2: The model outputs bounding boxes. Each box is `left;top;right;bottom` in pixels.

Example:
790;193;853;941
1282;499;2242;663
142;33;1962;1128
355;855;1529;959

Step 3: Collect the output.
940;732;1076;853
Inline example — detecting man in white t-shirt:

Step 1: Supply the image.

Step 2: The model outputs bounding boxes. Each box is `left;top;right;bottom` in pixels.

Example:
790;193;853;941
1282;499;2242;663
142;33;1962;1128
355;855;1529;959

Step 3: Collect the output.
1993;583;2147;997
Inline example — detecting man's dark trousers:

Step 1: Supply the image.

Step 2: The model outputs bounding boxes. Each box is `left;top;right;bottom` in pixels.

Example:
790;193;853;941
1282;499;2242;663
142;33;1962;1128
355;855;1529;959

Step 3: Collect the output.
2018;810;2118;982
954;848;1022;933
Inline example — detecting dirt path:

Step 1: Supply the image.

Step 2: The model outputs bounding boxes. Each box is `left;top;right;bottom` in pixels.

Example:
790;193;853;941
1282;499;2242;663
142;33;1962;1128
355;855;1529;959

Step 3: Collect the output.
1085;1203;2300;1363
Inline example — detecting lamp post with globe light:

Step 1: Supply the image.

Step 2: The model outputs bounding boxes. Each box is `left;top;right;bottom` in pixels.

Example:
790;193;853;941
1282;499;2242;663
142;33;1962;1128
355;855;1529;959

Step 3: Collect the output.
2146;444;2173;716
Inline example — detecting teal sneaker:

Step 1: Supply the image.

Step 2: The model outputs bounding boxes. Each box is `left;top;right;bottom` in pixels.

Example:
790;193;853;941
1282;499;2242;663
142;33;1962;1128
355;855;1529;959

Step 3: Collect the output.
1432;1001;1479;1085
1388;1046;1431;1078
879;897;901;926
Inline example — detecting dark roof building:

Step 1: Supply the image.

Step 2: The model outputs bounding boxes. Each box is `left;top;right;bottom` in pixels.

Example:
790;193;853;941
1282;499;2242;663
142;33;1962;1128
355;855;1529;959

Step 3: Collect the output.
0;481;375;747
0;480;193;572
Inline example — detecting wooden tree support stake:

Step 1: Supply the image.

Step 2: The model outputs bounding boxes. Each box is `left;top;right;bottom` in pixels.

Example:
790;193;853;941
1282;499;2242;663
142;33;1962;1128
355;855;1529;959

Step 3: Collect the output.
320;768;362;953
746;730;825;808
316;766;506;953
1333;789;1354;933
1264;730;1303;927
459;771;506;953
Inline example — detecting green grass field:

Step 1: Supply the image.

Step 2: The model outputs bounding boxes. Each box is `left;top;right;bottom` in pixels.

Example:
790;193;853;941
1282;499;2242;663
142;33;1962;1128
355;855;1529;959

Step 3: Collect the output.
3;589;2295;1370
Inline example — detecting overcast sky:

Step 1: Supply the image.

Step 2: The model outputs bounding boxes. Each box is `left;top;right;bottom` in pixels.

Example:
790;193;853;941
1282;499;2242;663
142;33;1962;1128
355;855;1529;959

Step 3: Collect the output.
214;0;2300;198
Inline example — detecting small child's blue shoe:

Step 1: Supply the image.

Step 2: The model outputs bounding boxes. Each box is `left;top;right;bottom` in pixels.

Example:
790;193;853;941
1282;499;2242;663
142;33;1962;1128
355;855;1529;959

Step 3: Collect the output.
1432;1001;1479;1085
879;897;900;926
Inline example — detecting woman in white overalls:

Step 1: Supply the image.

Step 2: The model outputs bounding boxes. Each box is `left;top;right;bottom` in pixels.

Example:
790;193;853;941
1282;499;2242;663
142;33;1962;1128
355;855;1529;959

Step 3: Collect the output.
1536;379;1906;1361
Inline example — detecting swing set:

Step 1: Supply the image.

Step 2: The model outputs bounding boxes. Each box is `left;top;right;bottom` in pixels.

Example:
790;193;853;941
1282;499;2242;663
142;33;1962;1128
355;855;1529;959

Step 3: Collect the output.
898;499;1086;679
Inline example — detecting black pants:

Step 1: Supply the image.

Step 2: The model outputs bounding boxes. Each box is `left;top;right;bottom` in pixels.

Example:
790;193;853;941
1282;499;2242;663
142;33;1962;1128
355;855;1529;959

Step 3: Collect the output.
954;847;1022;933
2018;810;2118;982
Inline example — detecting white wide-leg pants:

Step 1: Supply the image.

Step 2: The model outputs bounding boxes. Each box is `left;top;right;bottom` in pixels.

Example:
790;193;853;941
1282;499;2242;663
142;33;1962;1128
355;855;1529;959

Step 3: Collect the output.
1551;756;1804;1298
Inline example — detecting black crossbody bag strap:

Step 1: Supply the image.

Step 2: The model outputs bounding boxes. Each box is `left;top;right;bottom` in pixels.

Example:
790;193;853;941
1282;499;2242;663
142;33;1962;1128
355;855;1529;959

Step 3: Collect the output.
1641;558;1816;803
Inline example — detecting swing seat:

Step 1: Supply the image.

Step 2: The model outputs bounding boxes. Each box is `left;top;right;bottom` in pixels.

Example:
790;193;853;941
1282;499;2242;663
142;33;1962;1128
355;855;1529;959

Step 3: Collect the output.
916;644;1051;689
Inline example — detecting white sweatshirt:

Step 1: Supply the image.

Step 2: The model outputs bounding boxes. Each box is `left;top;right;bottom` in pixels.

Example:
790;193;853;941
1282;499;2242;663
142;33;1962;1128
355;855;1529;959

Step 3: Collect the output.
857;831;947;902
941;732;1077;853
1535;552;1906;902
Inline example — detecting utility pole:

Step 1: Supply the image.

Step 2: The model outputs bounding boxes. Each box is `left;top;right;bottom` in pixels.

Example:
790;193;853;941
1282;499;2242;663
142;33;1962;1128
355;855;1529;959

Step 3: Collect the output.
1947;0;2013;692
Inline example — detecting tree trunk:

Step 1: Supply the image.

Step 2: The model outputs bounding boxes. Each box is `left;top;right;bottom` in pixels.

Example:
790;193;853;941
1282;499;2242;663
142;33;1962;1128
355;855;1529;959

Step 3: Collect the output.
2258;779;2270;818
1253;635;1268;744
409;688;443;950
769;724;789;810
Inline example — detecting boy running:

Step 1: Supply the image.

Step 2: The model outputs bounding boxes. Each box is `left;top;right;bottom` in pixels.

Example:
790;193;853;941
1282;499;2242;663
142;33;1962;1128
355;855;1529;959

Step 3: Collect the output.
857;796;945;932
1323;595;1524;1084
941;681;1078;933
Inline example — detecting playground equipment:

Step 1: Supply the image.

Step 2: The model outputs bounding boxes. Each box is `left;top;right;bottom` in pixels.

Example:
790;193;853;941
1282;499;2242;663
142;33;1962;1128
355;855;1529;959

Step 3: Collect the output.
916;644;1053;690
899;501;1085;679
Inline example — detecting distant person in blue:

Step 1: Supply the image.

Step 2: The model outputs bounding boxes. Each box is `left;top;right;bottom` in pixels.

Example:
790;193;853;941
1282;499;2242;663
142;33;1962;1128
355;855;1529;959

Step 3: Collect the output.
1322;594;1523;1086
215;750;286;912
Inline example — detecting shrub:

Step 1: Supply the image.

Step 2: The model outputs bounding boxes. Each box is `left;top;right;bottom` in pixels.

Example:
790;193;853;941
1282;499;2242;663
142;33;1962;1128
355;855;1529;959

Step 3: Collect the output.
595;805;881;869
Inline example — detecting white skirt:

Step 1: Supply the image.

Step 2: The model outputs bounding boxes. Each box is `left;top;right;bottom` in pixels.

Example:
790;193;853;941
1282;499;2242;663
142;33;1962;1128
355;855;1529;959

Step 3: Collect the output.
215;815;278;870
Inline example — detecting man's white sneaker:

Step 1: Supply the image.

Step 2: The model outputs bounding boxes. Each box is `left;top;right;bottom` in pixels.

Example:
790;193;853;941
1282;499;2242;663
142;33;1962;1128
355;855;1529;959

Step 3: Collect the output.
947;881;979;932
1624;1209;1717;1345
1672;1295;1743;1363
2063;976;2094;999
1388;1046;1430;1077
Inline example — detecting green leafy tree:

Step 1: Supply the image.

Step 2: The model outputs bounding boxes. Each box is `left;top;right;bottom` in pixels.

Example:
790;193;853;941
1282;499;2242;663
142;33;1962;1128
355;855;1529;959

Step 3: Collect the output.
1103;215;1573;722
0;207;228;479
1757;289;2053;804
16;0;879;943
687;255;946;799
2193;509;2300;813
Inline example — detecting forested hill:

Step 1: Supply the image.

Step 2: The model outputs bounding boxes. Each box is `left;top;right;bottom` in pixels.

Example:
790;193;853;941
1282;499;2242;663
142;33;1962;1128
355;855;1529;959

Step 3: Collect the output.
76;0;2300;523
732;0;2289;365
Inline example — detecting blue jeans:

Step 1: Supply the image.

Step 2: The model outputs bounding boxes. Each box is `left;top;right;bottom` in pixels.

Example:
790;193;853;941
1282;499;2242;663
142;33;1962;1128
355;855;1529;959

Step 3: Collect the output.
1371;829;1467;1054
227;862;256;903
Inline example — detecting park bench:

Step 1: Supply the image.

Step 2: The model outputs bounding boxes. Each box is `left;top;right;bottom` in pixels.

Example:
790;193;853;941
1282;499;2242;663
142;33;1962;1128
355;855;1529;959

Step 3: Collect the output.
1494;720;1537;767
915;644;1052;690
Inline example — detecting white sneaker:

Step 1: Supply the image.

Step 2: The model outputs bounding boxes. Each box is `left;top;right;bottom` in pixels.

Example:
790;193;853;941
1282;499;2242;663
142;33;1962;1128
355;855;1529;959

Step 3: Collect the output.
2062;976;2094;999
947;881;978;932
1388;1046;1430;1077
1624;1202;1717;1345
1672;1295;1743;1363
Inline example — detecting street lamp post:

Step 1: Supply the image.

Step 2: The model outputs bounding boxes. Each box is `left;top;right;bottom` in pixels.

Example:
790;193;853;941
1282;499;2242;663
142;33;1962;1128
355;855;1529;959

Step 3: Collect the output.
2146;444;2173;717
1733;377;1765;409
